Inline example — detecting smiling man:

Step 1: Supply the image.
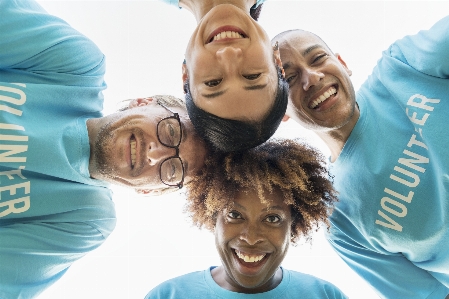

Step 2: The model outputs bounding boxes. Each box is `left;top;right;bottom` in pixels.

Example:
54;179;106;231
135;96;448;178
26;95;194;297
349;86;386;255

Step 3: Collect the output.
87;96;207;194
275;16;449;299
0;1;207;298
145;139;347;298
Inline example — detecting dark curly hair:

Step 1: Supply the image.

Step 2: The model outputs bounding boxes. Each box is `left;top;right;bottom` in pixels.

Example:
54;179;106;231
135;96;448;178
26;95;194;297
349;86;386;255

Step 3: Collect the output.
185;139;338;244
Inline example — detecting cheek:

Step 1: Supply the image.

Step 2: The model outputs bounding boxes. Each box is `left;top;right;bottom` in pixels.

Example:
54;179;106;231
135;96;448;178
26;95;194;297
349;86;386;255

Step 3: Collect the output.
275;227;291;255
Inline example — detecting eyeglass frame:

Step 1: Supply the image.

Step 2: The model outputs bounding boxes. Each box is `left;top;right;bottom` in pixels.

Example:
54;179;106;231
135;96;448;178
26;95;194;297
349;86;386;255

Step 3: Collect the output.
155;100;185;189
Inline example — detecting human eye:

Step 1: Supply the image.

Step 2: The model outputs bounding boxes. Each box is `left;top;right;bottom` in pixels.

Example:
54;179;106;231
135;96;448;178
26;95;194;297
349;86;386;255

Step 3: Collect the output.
227;210;242;220
312;53;329;64
243;73;261;80
204;78;222;87
165;160;177;179
160;120;181;146
286;73;297;84
264;215;281;223
167;123;175;140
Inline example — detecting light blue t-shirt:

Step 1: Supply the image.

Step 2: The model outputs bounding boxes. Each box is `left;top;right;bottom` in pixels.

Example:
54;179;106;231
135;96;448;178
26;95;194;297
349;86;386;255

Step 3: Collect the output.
0;1;116;298
327;16;449;299
145;267;347;299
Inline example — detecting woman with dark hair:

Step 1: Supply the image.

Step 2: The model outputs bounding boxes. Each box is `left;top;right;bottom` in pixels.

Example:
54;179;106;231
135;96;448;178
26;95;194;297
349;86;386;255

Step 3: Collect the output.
145;139;347;298
162;0;289;152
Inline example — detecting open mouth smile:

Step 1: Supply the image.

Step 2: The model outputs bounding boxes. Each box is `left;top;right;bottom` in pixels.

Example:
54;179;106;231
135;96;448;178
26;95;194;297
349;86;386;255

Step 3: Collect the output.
233;249;270;269
310;85;337;109
207;26;247;44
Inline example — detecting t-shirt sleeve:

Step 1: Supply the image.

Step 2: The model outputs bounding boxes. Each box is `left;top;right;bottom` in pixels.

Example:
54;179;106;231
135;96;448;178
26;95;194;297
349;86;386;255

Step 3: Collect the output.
390;15;449;79
327;227;449;299
158;0;180;8
0;0;105;86
0;221;114;299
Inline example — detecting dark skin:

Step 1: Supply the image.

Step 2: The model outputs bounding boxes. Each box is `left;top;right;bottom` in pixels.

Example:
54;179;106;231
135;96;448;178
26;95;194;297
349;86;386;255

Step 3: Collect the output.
212;188;291;293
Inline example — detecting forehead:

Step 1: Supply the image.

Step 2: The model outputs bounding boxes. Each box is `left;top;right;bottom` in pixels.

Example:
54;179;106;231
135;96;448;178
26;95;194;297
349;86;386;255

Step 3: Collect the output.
278;30;327;54
232;188;287;211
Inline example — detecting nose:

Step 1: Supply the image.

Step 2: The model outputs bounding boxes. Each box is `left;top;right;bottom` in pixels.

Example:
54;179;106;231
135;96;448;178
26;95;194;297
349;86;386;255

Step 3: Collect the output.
239;222;264;245
216;46;243;73
301;68;324;91
146;141;176;166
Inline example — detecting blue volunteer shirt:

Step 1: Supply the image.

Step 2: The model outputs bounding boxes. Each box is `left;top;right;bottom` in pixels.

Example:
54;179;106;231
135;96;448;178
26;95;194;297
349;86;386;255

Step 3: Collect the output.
0;1;116;298
146;267;347;299
327;16;449;299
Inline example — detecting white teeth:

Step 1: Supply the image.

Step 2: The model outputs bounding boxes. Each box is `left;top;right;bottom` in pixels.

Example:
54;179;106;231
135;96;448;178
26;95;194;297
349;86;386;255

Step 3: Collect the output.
311;86;337;109
130;139;136;167
235;250;265;263
213;31;244;41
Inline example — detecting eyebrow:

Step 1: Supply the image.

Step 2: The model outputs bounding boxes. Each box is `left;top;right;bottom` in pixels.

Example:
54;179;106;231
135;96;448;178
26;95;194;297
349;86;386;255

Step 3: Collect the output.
201;89;227;99
232;202;286;213
201;83;267;98
262;205;285;212
243;83;267;91
179;120;189;175
303;44;322;56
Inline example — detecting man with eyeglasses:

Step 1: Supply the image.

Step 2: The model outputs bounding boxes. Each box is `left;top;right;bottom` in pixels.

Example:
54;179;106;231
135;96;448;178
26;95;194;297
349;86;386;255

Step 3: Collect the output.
87;95;207;195
0;1;208;298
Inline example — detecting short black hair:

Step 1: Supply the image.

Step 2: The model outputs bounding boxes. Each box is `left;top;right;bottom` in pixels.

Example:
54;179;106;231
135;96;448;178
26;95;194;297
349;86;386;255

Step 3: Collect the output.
184;67;289;152
249;3;263;21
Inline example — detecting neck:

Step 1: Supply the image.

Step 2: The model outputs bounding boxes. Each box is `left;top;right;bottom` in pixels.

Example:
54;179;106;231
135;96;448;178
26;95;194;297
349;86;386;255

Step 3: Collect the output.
315;105;360;163
179;0;256;23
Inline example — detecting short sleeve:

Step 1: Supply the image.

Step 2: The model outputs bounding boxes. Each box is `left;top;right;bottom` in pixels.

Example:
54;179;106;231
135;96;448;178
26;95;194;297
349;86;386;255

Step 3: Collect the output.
327;227;449;299
0;0;105;86
390;15;449;78
0;221;114;299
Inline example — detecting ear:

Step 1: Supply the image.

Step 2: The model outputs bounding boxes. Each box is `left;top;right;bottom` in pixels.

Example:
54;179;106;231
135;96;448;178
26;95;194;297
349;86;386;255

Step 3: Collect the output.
272;41;286;79
182;60;188;94
335;53;352;76
282;114;290;122
128;97;154;109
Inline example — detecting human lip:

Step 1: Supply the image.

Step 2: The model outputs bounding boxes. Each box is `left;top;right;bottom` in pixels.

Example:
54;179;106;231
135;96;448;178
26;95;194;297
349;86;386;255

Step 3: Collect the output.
232;249;270;273
309;85;338;109
130;133;144;174
206;26;247;44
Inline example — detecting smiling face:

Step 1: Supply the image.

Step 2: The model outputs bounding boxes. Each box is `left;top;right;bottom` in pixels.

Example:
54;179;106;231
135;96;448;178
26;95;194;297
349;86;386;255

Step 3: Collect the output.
87;98;207;193
278;30;358;132
212;188;291;293
184;4;279;121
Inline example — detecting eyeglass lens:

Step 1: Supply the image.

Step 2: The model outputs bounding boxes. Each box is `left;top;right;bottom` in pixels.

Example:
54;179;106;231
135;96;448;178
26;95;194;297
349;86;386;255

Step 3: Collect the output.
158;117;183;186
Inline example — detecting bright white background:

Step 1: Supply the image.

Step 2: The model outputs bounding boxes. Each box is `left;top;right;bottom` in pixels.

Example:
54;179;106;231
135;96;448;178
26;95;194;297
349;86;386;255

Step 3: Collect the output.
34;1;449;298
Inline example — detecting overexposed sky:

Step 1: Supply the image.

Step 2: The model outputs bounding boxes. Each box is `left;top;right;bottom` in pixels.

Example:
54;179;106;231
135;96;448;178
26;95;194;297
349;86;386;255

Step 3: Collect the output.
35;1;449;298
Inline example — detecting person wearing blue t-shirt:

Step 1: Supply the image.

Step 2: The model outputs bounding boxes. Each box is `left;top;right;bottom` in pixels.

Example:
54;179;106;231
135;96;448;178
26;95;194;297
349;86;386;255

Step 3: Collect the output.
275;16;449;299
146;139;347;299
0;1;207;298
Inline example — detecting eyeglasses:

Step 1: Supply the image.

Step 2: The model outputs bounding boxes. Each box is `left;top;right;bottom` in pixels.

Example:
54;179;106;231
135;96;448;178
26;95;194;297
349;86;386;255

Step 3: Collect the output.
156;100;185;189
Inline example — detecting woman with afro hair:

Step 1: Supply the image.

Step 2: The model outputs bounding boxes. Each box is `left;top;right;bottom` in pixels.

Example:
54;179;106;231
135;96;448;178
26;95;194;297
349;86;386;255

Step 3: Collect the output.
145;139;347;299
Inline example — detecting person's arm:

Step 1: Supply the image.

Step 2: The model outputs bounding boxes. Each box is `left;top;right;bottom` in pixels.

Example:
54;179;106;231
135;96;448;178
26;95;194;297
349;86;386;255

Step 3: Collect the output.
391;15;449;79
327;227;449;299
0;0;105;86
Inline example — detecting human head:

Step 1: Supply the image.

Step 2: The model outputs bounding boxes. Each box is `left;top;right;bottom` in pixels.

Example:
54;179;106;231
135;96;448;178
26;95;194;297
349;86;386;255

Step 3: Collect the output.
87;95;208;196
273;29;357;133
185;139;337;292
183;3;289;152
